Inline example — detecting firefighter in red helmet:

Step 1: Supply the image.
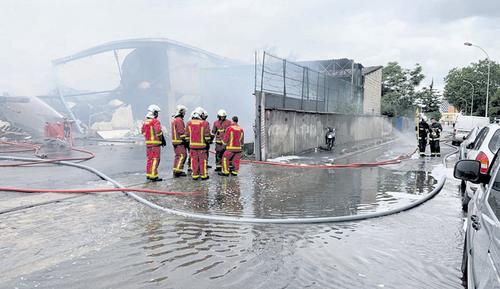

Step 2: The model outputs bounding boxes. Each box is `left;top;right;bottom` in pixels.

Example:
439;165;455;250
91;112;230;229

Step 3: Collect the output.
141;104;166;181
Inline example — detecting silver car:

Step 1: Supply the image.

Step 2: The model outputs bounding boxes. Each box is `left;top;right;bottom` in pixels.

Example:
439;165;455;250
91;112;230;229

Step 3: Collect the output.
454;158;500;288
460;124;500;210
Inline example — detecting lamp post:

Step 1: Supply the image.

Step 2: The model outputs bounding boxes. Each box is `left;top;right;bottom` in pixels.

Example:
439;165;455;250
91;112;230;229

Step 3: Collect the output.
463;80;474;116
464;42;491;117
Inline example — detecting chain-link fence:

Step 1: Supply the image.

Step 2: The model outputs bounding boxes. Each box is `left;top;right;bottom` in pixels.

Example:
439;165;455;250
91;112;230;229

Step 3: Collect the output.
255;52;363;114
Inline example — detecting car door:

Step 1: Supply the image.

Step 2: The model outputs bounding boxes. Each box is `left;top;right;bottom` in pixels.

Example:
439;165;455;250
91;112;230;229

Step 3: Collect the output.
485;180;500;288
471;156;500;288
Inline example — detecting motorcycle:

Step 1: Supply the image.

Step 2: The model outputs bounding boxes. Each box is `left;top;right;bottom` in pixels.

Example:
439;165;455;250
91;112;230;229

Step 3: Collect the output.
325;128;336;151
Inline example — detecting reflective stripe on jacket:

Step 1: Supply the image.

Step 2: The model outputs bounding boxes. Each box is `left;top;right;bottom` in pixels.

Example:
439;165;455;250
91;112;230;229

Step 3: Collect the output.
223;124;244;152
212;119;232;144
186;119;211;149
171;117;186;145
141;118;163;146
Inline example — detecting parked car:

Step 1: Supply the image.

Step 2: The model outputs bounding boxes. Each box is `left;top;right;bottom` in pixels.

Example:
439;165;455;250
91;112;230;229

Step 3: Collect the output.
460;123;500;210
454;157;500;289
459;126;482;160
452;115;490;146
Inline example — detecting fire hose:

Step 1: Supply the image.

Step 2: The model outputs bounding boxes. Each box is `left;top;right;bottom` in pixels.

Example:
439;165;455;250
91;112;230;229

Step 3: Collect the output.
0;140;449;223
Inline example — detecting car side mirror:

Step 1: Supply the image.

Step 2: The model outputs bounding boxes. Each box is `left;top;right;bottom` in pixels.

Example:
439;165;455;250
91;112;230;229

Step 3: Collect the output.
454;160;481;183
466;143;474;149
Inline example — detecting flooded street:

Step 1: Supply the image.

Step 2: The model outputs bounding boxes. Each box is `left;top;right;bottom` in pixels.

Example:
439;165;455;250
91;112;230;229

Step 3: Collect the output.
0;140;466;288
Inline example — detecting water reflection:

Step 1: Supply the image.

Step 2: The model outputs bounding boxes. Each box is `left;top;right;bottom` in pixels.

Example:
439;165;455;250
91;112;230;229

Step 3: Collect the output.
144;162;438;220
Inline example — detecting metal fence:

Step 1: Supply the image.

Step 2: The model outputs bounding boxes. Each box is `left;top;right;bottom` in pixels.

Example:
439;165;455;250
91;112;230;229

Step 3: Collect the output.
255;51;362;114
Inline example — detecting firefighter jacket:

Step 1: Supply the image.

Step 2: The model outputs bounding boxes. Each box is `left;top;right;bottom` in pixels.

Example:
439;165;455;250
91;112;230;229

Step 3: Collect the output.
171;116;186;145
417;121;430;140
429;122;443;140
212;119;232;144
186;119;211;149
223;124;244;152
142;118;163;146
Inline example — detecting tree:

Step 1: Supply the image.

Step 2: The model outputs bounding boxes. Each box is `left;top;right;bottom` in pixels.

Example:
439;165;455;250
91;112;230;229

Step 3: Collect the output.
416;85;441;120
381;62;425;117
444;59;500;117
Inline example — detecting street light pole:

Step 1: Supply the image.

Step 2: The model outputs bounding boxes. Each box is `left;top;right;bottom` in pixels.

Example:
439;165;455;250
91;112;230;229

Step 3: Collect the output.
463;80;474;116
464;42;491;117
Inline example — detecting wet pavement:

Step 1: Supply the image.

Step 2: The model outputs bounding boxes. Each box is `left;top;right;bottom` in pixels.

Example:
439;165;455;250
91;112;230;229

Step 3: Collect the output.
0;138;466;288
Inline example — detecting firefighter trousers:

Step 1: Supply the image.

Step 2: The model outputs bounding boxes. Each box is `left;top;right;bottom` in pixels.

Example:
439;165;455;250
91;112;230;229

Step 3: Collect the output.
173;144;187;172
215;143;225;169
418;139;427;156
190;148;208;179
222;151;241;175
146;145;161;179
429;139;440;157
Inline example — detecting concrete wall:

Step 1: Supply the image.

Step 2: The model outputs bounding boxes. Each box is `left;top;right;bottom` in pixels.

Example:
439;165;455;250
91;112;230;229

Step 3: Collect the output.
363;68;382;115
264;108;392;159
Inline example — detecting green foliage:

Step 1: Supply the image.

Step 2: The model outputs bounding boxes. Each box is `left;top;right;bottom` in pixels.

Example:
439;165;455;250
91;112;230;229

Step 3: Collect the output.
381;62;427;117
444;59;500;116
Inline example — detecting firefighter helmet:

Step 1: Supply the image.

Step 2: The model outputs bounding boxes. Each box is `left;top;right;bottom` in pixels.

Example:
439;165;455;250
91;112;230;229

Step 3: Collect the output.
217;109;227;117
175;104;187;116
147;104;161;113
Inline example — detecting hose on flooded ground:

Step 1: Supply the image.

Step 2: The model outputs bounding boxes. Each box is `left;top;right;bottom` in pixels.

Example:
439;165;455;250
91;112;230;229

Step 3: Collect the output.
0;141;447;223
0;187;201;196
0;153;446;224
0;141;95;167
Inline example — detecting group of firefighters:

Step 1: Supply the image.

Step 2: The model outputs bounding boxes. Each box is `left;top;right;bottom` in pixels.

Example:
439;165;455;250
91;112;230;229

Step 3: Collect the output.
417;117;443;157
141;104;244;181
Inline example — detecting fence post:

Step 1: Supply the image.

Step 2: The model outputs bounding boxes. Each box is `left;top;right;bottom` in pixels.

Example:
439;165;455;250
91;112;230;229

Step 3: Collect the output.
316;72;320;112
283;59;286;109
301;67;305;110
260;52;266;93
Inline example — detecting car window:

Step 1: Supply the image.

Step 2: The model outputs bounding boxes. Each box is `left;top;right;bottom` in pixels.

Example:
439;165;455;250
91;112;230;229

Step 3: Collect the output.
473;127;490;150
465;128;475;140
488;129;500;154
488;182;500;220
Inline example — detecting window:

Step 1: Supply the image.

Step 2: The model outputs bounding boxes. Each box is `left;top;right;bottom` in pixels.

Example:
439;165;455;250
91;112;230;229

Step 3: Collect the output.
488;186;500;220
489;129;500;155
473;127;489;151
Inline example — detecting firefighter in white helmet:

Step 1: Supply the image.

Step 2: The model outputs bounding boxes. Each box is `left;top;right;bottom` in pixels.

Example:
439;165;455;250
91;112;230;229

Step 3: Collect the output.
211;109;232;171
141;104;166;181
171;105;188;177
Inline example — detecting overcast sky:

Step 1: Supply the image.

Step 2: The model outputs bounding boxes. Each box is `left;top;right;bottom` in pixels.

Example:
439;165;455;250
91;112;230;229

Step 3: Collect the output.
1;0;499;95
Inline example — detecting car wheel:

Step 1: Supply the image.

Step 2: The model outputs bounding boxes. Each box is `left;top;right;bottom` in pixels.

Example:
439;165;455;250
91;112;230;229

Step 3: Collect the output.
462;193;471;212
461;234;468;287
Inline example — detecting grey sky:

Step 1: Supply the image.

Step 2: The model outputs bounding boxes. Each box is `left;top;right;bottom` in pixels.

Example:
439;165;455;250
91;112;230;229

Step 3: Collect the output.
1;0;499;95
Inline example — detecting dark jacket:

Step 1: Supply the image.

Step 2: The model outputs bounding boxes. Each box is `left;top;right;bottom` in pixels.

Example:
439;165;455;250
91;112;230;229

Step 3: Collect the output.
417;121;430;139
429;122;443;140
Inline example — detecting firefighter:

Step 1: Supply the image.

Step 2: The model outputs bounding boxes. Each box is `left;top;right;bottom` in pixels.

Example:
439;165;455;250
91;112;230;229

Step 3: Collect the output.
429;117;443;157
212;109;232;172
417;117;430;157
200;109;214;168
186;108;212;180
171;104;188;177
220;116;244;176
141;104;166;181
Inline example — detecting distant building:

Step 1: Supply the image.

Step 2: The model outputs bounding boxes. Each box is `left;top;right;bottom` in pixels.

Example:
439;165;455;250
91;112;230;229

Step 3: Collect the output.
439;99;459;123
362;66;383;115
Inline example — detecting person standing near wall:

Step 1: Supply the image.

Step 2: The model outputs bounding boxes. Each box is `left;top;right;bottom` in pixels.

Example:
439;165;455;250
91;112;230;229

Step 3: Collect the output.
220;116;244;176
429;118;443;157
212;109;232;171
